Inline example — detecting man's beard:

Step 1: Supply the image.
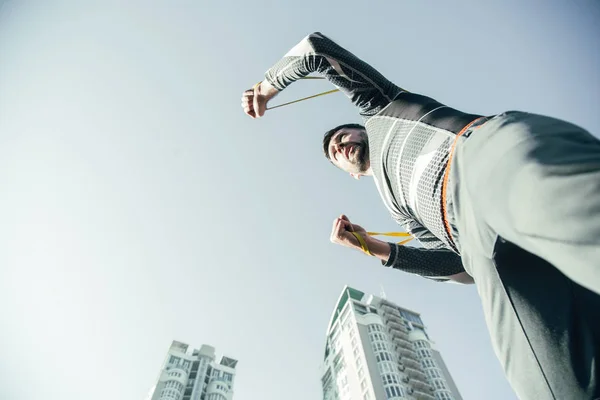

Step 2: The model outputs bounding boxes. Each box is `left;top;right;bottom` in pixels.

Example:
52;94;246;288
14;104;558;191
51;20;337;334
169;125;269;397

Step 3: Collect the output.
350;140;369;173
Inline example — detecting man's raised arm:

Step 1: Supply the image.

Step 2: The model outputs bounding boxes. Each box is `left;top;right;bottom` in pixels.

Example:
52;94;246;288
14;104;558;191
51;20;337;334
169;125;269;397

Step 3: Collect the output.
244;32;404;119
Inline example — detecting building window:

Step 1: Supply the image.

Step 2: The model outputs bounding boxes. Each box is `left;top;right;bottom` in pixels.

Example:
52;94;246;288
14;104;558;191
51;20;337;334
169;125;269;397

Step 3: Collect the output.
400;310;423;325
382;373;400;385
334;354;346;373
372;342;388;352
332;338;341;352
343;317;353;330
422;359;435;368
419;349;432;358
385;385;404;399
368;324;383;333
436;392;453;400
355;304;368;315
341;306;350;322
376;352;392;363
377;363;387;374
428;368;441;379
434;379;446;390
379;362;391;374
331;326;340;342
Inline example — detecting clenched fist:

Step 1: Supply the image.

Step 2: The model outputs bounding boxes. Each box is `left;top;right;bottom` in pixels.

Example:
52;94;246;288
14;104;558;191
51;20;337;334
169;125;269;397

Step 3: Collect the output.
330;214;367;250
241;80;278;119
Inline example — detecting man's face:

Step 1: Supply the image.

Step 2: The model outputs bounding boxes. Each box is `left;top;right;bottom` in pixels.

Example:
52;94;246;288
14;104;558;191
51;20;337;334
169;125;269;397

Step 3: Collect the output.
327;128;369;176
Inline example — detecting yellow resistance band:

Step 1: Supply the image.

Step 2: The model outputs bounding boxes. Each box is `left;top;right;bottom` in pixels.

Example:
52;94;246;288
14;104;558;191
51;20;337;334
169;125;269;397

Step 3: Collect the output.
351;231;373;256
255;77;340;110
367;231;414;246
351;231;414;256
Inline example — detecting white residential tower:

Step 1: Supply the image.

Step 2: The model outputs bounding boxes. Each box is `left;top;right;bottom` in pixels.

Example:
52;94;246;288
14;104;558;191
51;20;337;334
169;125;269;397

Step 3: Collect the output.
147;341;237;400
321;286;462;400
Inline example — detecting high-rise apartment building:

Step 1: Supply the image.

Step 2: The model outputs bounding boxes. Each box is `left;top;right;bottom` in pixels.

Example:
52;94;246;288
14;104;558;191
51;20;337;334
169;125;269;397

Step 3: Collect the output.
147;341;237;400
321;286;462;400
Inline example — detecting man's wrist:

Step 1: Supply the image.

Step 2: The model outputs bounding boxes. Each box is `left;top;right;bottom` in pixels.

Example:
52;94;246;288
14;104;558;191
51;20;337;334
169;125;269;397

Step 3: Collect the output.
258;79;279;99
364;235;392;262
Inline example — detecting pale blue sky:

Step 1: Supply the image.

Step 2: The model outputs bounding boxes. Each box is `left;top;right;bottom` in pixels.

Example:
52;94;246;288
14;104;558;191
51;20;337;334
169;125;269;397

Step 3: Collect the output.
0;2;598;400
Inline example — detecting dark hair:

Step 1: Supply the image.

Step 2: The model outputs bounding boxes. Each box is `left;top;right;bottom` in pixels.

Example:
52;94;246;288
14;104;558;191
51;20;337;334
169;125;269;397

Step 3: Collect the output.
323;123;366;160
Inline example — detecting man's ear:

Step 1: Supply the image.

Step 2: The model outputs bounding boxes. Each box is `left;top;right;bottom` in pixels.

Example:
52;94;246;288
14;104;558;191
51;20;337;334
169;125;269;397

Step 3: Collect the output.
350;173;361;180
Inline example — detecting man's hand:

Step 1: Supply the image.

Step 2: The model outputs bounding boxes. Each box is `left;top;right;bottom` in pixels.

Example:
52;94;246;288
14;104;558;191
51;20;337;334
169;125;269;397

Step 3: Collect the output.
241;80;278;119
330;214;366;250
329;214;392;262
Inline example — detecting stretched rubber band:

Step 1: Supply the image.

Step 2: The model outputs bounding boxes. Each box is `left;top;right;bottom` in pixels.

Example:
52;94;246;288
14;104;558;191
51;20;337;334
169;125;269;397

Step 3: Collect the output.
351;231;414;256
267;88;340;110
254;77;340;110
367;231;413;246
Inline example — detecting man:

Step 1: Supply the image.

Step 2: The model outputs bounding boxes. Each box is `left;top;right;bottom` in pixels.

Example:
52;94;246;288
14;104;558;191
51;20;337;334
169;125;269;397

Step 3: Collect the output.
241;32;600;399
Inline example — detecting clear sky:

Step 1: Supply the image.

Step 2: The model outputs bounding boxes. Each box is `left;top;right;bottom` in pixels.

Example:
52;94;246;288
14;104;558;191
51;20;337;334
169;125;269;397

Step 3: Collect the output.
0;1;598;400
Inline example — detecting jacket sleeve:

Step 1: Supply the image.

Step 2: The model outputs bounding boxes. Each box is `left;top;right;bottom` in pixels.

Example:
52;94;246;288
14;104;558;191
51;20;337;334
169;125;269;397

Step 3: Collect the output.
385;217;465;282
264;32;404;119
383;242;466;283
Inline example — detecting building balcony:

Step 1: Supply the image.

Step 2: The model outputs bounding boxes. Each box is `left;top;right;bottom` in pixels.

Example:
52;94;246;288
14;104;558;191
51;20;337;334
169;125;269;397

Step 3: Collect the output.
387;319;409;333
380;302;397;311
392;336;412;349
389;329;410;342
401;357;421;370
383;314;404;327
410;378;433;393
411;389;436;400
399;347;418;360
405;367;428;383
381;304;402;317
388;327;408;340
382;307;402;318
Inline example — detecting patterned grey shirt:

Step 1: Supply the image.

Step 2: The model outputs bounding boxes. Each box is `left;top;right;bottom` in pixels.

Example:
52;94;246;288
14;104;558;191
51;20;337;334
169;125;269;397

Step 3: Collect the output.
265;32;485;281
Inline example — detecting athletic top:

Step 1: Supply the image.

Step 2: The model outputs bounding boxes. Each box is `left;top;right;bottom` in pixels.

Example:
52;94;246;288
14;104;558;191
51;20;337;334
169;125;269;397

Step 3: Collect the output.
265;32;486;281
